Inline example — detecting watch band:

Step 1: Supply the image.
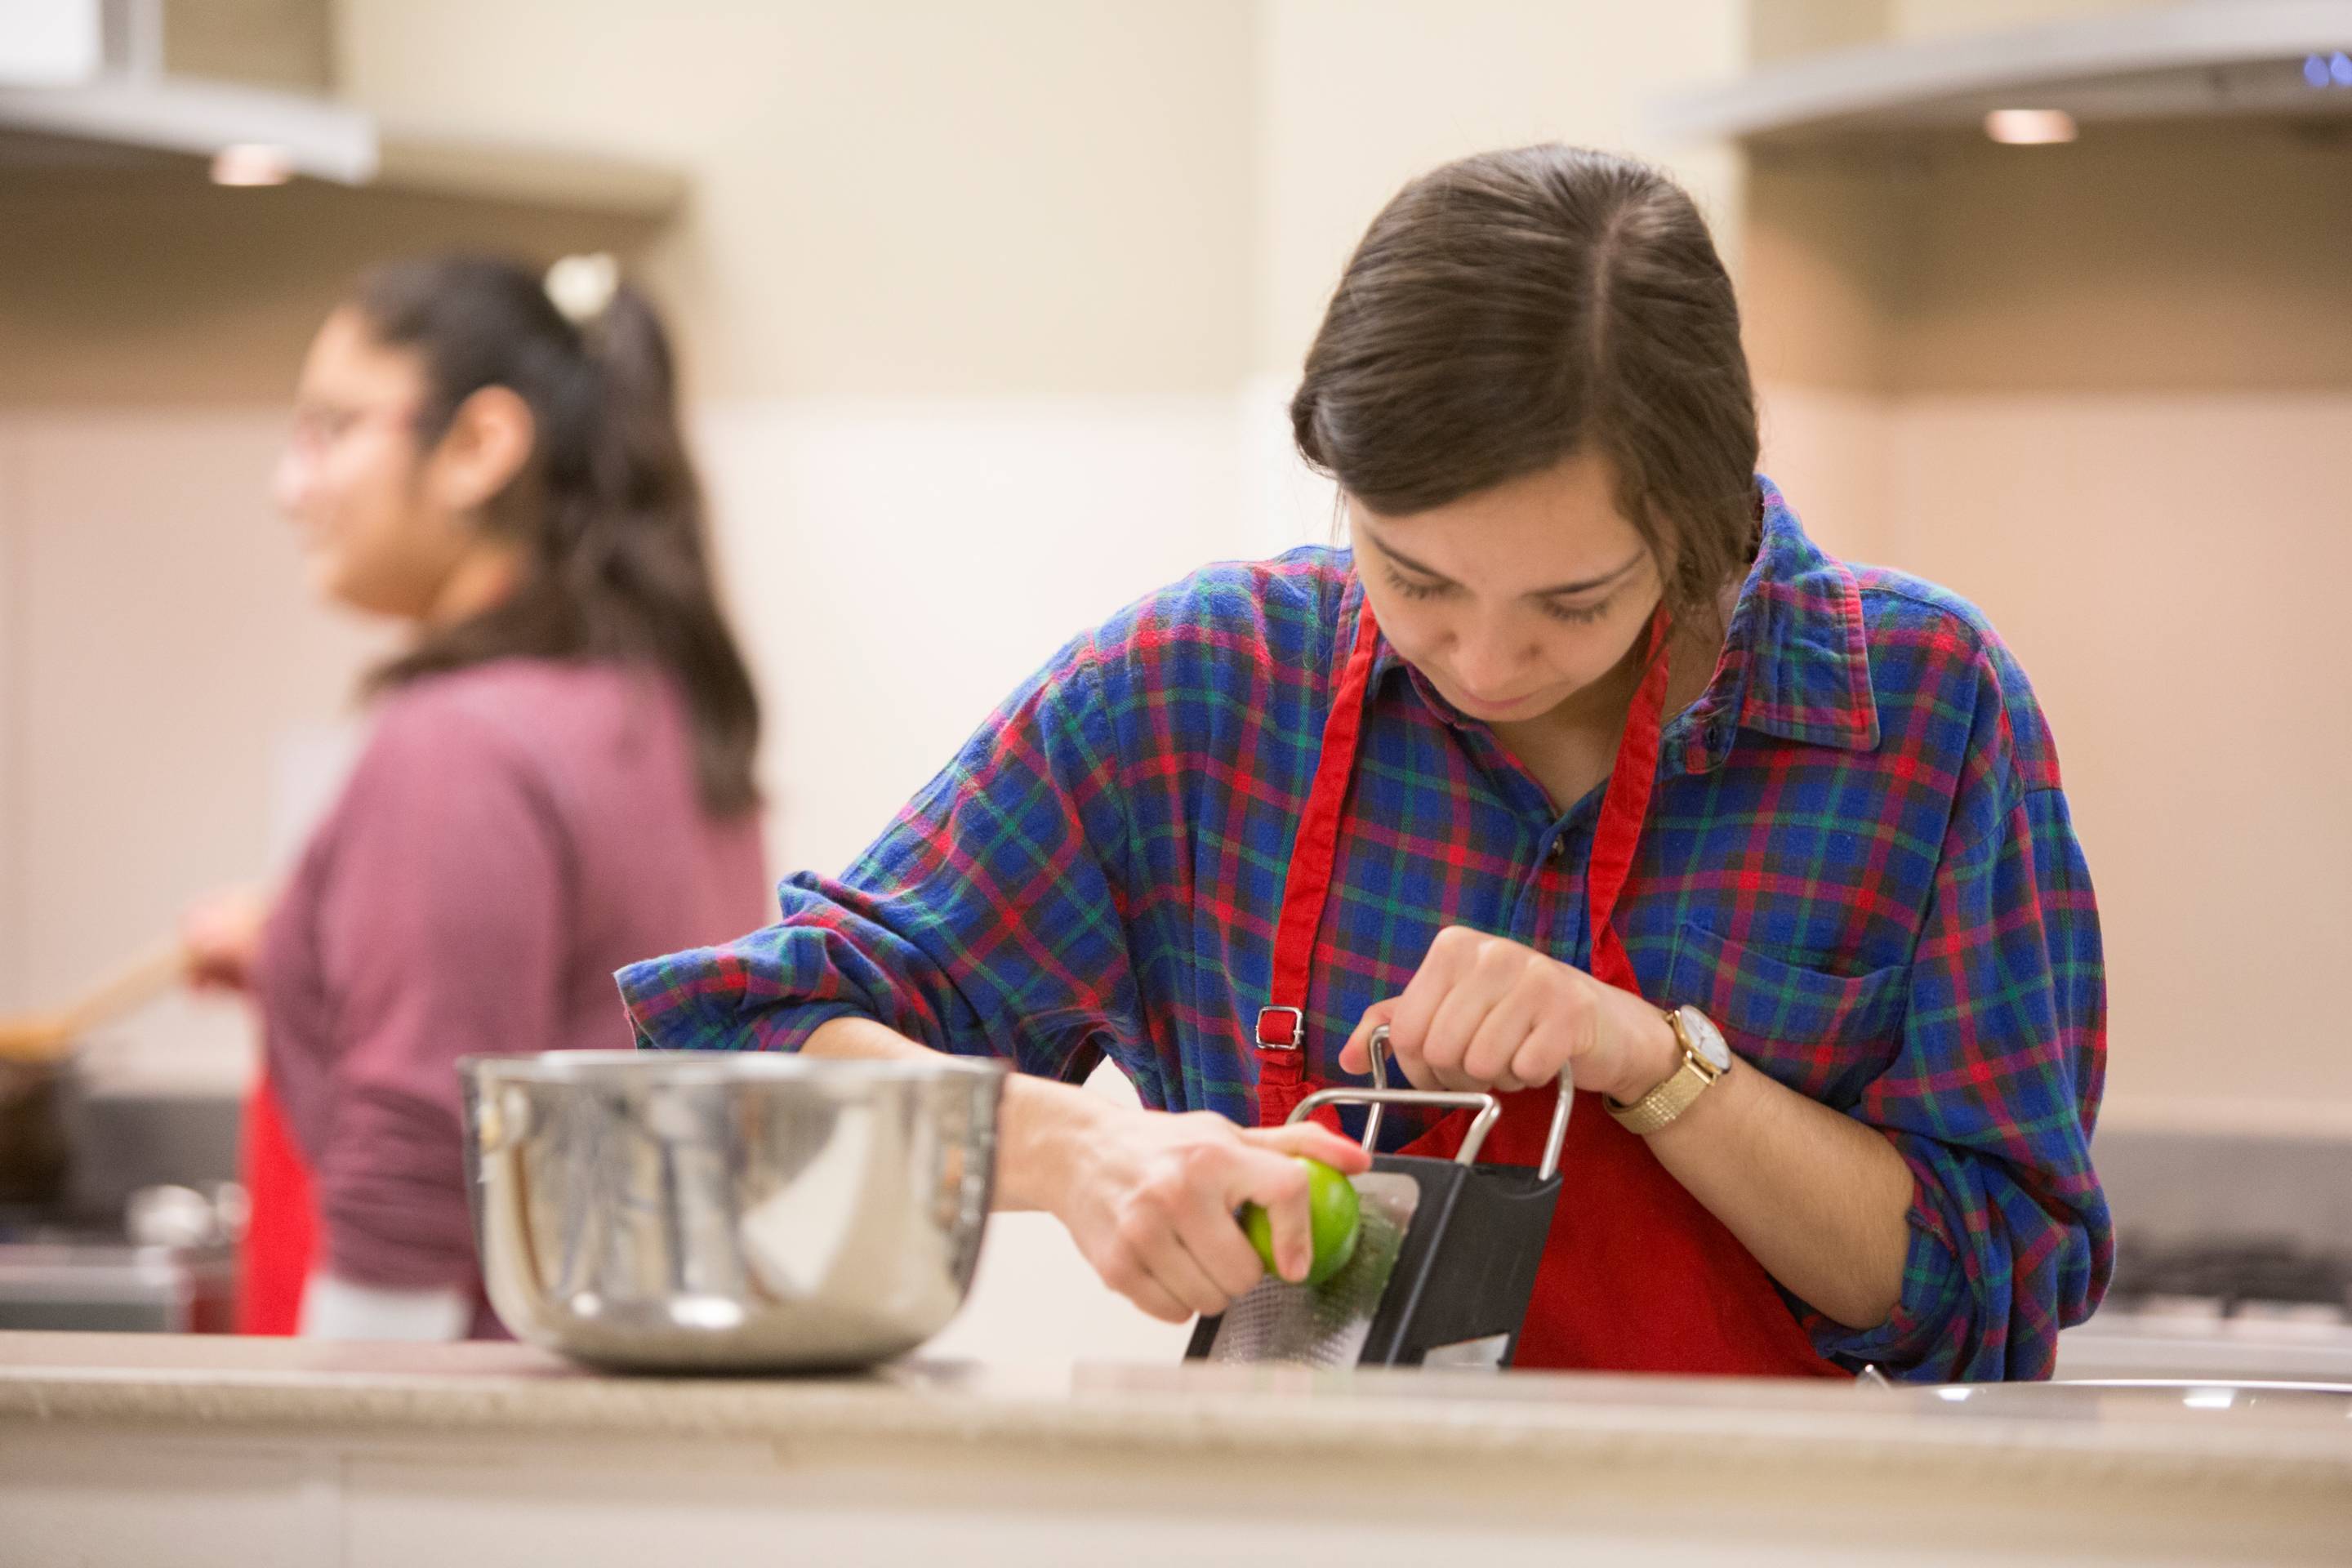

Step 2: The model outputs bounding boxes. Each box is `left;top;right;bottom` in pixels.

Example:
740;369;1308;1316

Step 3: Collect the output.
1605;1006;1728;1136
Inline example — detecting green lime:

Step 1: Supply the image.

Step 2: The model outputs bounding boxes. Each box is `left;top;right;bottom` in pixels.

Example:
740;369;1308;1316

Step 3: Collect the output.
1240;1156;1362;1287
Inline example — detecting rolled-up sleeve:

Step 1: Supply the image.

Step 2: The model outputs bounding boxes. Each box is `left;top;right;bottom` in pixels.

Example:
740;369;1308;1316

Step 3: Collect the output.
619;638;1142;1085
1811;684;2111;1379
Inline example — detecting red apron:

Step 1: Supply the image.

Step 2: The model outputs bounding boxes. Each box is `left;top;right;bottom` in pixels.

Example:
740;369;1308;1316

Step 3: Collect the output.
1253;598;1844;1378
233;1076;316;1335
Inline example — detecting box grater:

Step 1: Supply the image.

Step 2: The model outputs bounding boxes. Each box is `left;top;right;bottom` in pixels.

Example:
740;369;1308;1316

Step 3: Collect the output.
1188;1026;1570;1370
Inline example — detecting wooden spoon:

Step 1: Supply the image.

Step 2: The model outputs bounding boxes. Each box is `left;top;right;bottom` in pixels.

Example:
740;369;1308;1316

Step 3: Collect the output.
0;943;191;1065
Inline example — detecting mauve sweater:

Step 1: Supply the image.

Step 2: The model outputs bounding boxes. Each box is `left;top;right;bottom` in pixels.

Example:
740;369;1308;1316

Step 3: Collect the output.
254;659;768;1325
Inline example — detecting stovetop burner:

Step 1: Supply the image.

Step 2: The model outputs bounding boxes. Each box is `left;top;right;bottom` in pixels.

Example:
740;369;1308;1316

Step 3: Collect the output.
2106;1236;2351;1319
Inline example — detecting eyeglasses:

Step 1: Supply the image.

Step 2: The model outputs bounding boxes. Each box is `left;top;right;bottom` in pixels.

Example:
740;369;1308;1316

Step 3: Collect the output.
285;402;423;457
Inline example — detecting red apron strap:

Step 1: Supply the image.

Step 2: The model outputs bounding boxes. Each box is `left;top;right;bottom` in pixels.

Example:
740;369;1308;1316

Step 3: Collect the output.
1253;598;1383;1129
1583;608;1671;991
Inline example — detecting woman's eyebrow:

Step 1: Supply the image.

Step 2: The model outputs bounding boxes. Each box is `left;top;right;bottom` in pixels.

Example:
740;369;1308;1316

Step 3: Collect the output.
1365;527;1646;596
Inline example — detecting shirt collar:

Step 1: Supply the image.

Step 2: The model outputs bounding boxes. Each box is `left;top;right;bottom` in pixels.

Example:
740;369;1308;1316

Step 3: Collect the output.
1674;474;1880;769
1361;474;1879;771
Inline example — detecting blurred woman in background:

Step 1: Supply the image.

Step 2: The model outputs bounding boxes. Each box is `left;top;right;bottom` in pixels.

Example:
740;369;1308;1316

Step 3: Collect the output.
184;254;769;1339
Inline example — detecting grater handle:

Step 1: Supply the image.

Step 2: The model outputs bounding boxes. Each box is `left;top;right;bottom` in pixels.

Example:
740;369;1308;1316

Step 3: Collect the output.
1362;1024;1574;1179
1288;1085;1503;1165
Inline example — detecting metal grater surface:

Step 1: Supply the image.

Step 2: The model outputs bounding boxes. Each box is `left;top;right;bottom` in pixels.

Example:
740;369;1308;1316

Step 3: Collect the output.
1205;1172;1420;1368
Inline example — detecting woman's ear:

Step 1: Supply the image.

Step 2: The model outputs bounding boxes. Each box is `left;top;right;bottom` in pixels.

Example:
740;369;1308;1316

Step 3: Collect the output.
425;385;537;518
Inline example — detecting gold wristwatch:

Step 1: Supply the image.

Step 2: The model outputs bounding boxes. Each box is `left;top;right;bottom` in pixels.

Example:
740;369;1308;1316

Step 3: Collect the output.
1604;1004;1732;1135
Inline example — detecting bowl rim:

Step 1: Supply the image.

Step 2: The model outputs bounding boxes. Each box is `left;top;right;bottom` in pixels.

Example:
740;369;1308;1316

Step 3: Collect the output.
457;1049;1010;1085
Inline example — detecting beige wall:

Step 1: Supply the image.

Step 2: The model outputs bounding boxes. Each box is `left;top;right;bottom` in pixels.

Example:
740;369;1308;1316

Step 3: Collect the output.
6;1;1754;408
341;0;1759;401
1888;0;2171;39
1743;152;1910;397
336;0;1261;403
1900;123;2352;394
0;173;665;408
1254;0;1747;377
1753;0;2173;58
0;411;394;1074
1751;0;1892;65
1748;125;2352;399
1;1;1262;408
161;0;336;91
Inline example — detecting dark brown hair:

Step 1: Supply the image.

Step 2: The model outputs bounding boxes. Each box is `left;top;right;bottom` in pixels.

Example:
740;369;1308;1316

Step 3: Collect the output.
1292;145;1759;623
350;255;761;816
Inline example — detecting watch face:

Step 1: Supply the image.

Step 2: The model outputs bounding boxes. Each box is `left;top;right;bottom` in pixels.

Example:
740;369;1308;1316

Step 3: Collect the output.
1676;1006;1733;1072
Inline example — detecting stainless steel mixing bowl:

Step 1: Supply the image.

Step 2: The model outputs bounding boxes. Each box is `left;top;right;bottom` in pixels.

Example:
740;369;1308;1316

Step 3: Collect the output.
461;1050;1005;1372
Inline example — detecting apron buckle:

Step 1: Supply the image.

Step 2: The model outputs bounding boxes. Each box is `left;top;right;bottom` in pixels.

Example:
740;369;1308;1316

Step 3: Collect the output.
1254;1006;1304;1050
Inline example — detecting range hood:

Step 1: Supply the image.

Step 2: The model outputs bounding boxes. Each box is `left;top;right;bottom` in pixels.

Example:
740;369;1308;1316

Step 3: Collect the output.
0;0;685;218
1656;1;2352;145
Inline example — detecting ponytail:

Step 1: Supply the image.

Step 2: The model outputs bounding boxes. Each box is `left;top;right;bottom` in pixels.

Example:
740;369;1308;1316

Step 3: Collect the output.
348;255;763;817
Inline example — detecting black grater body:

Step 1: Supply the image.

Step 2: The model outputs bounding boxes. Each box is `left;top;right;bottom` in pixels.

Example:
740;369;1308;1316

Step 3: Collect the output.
1186;1152;1560;1367
1355;1153;1559;1366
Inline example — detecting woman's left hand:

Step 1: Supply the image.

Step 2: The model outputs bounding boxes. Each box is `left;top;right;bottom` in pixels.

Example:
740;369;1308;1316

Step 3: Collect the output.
1334;925;1679;1103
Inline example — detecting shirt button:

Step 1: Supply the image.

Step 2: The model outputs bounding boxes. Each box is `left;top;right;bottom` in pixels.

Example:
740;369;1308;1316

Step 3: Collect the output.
1546;837;1566;862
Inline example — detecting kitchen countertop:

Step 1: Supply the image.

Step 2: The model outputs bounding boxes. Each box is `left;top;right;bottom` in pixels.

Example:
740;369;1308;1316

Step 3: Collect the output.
6;1333;2350;1566
3;1330;2348;1484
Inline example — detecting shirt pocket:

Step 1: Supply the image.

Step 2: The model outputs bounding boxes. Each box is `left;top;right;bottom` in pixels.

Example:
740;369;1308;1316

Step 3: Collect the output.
1661;922;1909;1112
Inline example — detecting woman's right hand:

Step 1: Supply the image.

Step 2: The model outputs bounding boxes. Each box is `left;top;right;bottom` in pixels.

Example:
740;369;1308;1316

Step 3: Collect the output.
181;887;273;992
797;1013;1374;1325
1051;1102;1373;1324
